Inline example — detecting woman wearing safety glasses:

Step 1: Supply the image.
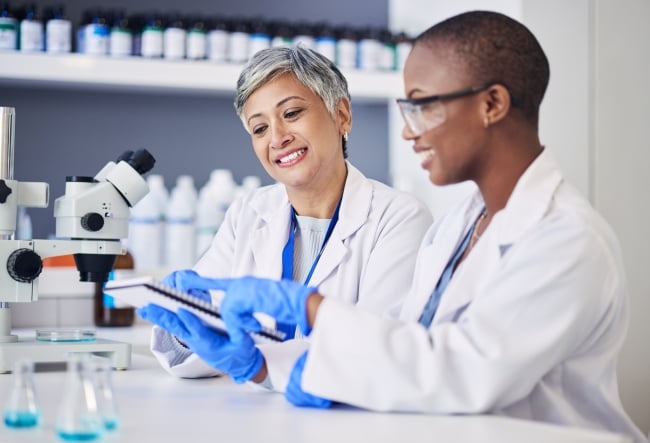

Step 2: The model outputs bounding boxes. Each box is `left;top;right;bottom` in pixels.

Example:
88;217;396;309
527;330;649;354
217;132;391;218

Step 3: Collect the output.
178;10;645;443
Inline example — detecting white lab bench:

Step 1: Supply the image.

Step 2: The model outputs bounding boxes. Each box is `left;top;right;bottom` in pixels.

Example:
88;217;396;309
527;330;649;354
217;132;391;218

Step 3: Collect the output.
0;326;632;443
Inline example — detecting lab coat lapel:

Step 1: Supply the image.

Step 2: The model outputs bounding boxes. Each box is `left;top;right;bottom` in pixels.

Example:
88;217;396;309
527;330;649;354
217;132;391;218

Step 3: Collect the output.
250;188;292;279
431;149;563;324
405;198;485;321
306;164;369;286
431;229;500;324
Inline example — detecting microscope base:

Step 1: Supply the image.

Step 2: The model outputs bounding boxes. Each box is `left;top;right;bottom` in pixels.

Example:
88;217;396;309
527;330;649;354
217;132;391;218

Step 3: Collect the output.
0;337;131;373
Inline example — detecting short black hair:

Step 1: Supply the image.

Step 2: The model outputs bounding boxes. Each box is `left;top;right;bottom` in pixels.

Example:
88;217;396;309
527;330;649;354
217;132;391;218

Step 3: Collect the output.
416;11;550;125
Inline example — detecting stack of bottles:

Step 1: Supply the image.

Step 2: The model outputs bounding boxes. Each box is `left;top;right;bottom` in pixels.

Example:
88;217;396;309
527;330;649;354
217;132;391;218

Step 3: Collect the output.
0;2;414;71
126;171;260;272
0;3;71;53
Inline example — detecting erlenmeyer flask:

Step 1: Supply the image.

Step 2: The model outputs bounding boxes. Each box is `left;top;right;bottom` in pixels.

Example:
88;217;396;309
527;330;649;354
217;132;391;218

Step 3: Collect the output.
55;353;103;441
3;359;41;428
92;357;120;431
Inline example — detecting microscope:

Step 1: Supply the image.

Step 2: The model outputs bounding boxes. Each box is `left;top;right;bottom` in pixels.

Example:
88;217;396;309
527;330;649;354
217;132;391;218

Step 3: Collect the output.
0;106;155;373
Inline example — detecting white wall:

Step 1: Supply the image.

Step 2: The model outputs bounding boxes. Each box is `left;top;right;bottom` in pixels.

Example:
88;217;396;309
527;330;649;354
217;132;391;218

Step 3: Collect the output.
389;0;649;434
591;0;650;433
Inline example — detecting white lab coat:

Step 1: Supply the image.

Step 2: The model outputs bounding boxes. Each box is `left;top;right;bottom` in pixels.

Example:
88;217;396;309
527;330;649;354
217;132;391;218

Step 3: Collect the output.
150;163;433;389
303;150;646;443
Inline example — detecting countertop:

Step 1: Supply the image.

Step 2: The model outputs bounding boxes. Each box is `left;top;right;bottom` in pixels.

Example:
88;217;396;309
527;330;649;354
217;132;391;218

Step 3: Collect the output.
0;326;632;443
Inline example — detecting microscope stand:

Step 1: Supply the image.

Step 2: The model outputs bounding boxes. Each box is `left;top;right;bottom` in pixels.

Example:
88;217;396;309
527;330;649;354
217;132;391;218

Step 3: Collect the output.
0;336;131;373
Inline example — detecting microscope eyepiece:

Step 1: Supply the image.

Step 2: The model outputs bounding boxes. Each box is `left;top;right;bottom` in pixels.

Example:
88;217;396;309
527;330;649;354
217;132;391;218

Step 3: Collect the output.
116;150;134;163
125;149;155;175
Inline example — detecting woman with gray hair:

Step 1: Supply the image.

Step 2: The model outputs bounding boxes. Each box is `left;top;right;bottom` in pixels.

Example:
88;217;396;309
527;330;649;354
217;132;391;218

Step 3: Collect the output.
140;46;433;391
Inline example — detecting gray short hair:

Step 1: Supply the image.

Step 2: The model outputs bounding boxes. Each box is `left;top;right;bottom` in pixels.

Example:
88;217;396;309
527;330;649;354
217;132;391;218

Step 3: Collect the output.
234;46;351;125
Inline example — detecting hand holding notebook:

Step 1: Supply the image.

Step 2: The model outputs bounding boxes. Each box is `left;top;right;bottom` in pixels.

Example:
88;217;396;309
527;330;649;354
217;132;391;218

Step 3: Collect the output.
104;276;286;343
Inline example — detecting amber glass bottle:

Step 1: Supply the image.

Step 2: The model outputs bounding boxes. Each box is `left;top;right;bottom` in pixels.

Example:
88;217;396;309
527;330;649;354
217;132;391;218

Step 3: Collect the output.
94;251;135;326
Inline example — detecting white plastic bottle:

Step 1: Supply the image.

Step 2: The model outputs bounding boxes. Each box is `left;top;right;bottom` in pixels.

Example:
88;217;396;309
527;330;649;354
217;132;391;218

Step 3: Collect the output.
195;169;236;260
146;174;169;266
234;175;261;200
128;191;162;270
19;6;43;52
164;175;197;270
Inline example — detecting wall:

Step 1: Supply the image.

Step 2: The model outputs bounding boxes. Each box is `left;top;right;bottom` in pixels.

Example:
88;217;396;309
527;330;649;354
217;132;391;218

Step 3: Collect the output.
592;0;650;433
2;0;390;238
389;0;649;434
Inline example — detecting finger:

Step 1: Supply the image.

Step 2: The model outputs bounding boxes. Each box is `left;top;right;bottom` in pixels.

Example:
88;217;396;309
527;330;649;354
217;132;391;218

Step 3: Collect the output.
222;311;262;343
180;274;234;292
138;304;190;340
161;269;197;290
176;308;232;344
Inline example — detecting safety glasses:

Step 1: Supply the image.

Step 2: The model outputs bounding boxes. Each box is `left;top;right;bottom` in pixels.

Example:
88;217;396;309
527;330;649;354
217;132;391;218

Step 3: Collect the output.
396;83;494;137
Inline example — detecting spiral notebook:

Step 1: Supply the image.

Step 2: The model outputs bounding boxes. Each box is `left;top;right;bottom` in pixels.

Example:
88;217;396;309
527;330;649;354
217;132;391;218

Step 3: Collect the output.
104;276;286;343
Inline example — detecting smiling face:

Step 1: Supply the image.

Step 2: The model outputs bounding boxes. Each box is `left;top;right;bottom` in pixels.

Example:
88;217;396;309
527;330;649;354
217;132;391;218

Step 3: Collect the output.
401;42;489;187
243;73;350;195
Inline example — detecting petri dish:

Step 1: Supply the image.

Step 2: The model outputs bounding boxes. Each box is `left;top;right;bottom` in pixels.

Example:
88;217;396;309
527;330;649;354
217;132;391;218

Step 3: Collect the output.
35;329;97;343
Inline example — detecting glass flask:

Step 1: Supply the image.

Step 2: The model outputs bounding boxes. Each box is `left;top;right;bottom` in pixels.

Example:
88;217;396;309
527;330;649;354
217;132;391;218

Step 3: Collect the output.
55;353;103;441
3;359;41;428
92;357;120;431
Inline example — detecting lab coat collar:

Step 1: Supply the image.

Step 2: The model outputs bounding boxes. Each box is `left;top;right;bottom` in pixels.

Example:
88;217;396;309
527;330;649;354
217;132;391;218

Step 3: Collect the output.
307;163;372;285
492;148;563;248
427;148;564;323
249;185;292;278
247;162;372;284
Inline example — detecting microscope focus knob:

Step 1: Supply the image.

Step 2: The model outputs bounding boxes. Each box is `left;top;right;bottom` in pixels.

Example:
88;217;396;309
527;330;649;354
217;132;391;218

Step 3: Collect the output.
80;212;104;232
7;248;43;283
0;179;12;203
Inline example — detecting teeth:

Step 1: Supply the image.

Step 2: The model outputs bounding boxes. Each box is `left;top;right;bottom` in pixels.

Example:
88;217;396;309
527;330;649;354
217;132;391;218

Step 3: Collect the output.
279;149;306;164
418;149;435;162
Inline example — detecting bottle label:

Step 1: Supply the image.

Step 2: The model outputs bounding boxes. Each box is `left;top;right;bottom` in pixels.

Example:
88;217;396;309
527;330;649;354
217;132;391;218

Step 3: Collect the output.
20;20;43;52
163;27;186;59
228;32;249;63
207;30;228;61
85;24;109;55
0;22;18;51
337;39;357;69
315;38;336;62
187;31;206;59
110;29;132;57
247;34;270;59
0;18;17;50
46;19;71;53
141;28;163;58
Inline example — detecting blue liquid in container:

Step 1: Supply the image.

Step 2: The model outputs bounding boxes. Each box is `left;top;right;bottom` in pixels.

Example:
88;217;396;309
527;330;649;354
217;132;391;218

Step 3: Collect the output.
56;430;101;441
4;410;40;428
104;417;119;431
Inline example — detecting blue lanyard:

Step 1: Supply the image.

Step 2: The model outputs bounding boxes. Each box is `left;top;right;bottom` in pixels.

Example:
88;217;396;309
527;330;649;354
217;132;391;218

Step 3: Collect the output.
281;198;342;285
418;212;481;327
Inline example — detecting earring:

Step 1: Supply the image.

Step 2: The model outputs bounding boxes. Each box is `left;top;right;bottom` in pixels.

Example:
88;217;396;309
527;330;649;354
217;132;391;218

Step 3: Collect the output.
343;132;349;142
483;116;490;128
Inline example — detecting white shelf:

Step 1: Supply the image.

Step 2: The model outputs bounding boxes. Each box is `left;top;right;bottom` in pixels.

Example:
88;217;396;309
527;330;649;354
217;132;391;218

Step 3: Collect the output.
0;52;403;100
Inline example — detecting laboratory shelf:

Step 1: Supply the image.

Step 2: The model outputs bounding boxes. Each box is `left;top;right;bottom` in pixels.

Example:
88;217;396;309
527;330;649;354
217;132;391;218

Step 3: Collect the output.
0;51;404;100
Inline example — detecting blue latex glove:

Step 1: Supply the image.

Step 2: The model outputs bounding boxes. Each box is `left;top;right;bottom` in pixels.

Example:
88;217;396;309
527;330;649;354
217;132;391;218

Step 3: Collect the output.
150;273;317;343
137;304;263;384
285;352;332;409
161;269;211;303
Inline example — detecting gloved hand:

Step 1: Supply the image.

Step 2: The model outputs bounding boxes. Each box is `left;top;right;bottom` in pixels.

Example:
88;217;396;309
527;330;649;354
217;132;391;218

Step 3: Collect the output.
137;304;263;384
149;273;318;343
285;352;332;409
218;277;318;343
161;269;211;303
